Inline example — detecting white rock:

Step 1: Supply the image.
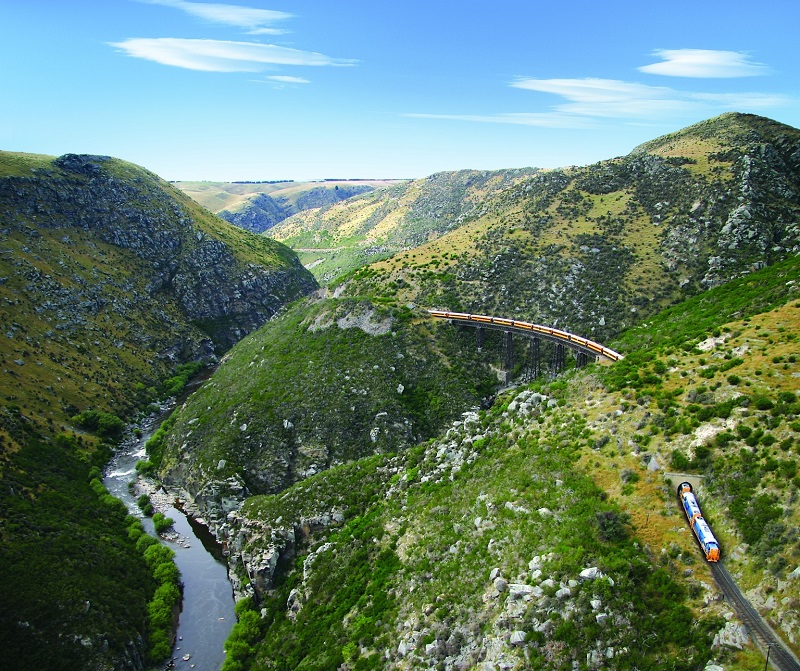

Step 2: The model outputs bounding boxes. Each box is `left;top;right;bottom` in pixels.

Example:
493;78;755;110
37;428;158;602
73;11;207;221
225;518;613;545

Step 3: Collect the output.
494;577;509;592
556;587;571;599
508;584;534;599
590;599;602;611
596;613;609;626
788;566;800;580
490;568;501;581
537;507;553;517
579;567;604;581
509;631;526;647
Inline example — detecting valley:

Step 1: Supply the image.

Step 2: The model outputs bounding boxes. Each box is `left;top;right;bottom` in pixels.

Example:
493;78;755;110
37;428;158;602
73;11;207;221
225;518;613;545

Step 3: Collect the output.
2;113;800;671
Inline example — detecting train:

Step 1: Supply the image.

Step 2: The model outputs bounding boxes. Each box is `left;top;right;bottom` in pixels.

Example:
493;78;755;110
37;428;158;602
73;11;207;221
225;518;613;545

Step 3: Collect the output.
678;481;720;562
427;309;624;362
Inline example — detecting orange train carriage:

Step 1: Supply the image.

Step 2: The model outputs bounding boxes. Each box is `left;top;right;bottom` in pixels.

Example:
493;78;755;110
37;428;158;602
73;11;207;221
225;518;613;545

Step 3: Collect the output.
427;310;624;362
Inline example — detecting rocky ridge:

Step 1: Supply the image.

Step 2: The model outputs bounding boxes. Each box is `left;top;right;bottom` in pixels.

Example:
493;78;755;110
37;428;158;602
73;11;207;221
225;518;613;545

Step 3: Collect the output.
0;152;318;429
345;113;800;343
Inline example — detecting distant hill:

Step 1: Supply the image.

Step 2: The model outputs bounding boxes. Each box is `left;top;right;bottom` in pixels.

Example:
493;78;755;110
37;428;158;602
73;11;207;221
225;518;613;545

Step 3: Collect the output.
174;179;404;234
343;113;800;342
266;167;539;282
0;151;317;670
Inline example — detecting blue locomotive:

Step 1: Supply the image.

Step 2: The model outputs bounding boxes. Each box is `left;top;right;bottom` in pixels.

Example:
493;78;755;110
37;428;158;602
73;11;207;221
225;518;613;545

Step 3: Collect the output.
678;481;720;562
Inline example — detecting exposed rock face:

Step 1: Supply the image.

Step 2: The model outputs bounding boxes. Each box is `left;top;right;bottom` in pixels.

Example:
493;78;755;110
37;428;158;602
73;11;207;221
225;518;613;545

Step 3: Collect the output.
0;153;318;353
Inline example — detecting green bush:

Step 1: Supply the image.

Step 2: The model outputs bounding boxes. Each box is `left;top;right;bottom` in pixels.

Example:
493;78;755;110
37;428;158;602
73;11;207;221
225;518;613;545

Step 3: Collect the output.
71;409;126;441
151;512;174;534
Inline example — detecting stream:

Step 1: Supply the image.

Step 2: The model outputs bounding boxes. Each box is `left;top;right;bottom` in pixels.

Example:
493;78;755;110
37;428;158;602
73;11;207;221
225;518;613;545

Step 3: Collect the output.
104;405;235;671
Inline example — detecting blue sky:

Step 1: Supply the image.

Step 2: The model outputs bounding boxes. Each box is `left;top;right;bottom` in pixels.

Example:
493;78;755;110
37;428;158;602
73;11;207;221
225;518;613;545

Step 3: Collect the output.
2;0;798;180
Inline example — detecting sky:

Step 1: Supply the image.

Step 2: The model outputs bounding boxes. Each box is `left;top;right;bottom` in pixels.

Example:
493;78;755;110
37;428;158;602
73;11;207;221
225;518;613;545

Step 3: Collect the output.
2;0;799;181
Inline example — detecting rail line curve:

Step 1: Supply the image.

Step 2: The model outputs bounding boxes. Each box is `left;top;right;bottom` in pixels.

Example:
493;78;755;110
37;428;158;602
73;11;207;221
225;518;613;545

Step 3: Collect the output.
428;310;624;362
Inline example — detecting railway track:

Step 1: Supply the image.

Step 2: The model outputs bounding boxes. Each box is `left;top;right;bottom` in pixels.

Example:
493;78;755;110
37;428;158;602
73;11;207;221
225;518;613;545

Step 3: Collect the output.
710;562;800;671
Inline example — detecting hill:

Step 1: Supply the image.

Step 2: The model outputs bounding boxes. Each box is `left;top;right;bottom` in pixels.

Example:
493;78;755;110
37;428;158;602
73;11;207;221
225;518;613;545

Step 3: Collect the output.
342;113;800;343
0;151;317;670
202;257;800;669
152;114;800;671
174;179;404;234
215;251;800;671
266;168;538;283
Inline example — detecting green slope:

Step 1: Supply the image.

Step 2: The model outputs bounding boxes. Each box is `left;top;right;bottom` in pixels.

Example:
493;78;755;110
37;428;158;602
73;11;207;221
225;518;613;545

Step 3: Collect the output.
0;151;317;670
219;250;800;671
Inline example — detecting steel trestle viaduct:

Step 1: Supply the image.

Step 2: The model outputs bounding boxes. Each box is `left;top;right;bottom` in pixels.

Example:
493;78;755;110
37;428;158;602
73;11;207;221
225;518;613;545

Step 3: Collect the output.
429;310;624;379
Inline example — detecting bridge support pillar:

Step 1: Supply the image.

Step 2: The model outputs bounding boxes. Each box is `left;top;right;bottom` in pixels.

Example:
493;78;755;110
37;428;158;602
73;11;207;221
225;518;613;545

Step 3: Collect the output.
553;343;565;375
476;327;484;352
525;337;540;381
503;331;513;372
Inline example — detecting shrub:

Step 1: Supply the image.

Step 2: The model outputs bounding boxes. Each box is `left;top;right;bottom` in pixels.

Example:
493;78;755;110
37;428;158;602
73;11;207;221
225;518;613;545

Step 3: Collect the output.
753;395;775;411
71;409;126;441
152;512;174;534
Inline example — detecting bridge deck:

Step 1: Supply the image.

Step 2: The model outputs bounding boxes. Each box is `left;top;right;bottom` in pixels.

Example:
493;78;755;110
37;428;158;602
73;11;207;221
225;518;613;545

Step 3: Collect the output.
428;310;624;362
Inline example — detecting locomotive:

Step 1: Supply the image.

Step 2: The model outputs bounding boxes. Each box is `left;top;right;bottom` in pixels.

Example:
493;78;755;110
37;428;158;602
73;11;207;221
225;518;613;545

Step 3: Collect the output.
678;481;720;562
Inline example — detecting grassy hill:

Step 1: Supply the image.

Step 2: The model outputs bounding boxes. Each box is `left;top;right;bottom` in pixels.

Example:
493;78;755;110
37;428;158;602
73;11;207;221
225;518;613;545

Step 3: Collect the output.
215;252;800;671
0;151;317;670
342;113;800;343
266;168;538;283
175;179;404;234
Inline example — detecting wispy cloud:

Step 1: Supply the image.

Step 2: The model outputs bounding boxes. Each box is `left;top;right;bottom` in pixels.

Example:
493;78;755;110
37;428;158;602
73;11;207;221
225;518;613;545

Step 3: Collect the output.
638;49;770;78
406;112;596;129
266;75;311;84
109;37;356;72
410;76;789;129
143;0;292;34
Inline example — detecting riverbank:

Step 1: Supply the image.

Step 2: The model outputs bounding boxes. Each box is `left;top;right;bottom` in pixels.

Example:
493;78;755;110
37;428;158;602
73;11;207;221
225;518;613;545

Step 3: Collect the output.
105;405;236;671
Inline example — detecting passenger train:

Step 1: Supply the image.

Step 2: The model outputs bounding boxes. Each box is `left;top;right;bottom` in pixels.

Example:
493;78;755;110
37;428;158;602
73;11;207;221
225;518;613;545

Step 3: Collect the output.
678;482;721;562
427;310;624;362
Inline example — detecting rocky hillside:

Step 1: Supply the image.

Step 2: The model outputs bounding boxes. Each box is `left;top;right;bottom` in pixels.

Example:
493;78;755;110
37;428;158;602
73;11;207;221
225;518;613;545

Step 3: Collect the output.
175;179;402;234
0;152;318;430
156;298;498;516
344;113;800;343
266;168;538;283
213;253;800;671
0;151;317;670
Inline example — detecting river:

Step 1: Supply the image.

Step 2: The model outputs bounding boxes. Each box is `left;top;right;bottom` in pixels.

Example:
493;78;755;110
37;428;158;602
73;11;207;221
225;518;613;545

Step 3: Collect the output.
104;407;236;671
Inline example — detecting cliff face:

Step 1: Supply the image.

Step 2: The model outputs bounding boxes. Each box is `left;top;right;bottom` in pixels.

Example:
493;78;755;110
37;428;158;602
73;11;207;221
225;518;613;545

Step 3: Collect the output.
2;153;317;350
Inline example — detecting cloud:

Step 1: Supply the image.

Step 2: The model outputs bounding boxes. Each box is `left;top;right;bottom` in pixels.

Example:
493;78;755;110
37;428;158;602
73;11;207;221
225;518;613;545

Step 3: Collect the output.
511;77;787;117
409;77;789;129
266;75;311;84
144;0;292;32
406;112;596;129
109;38;356;72
638;49;770;78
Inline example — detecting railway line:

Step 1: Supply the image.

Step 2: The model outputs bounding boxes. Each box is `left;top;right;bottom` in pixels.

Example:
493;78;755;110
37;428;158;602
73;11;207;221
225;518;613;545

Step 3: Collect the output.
710;562;800;671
